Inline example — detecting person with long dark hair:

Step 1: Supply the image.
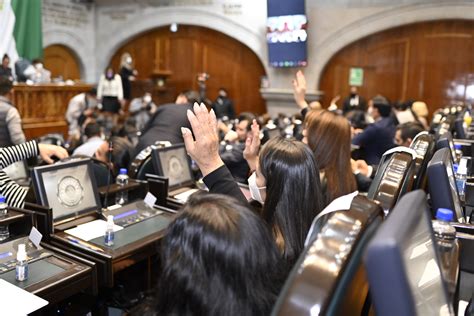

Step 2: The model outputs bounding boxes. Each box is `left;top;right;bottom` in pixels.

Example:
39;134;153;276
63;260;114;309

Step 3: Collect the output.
303;110;357;205
142;193;285;316
181;103;323;266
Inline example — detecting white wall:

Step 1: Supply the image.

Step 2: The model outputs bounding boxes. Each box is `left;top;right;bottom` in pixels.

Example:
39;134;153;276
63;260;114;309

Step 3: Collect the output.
42;0;474;114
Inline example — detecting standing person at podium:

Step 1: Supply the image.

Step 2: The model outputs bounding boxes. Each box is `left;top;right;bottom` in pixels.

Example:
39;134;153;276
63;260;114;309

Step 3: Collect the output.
97;66;123;133
119;53;138;102
0;76;26;146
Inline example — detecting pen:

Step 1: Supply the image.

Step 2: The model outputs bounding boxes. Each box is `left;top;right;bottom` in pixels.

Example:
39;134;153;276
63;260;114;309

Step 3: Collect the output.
65;235;105;253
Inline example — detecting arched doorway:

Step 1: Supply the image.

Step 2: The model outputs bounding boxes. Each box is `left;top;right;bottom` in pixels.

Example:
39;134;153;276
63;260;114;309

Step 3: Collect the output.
109;25;267;114
43;44;81;80
319;20;474;115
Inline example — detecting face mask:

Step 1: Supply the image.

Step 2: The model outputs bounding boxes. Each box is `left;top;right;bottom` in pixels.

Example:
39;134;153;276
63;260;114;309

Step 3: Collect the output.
126;57;132;64
143;95;152;104
106;71;114;79
248;172;266;204
35;63;43;70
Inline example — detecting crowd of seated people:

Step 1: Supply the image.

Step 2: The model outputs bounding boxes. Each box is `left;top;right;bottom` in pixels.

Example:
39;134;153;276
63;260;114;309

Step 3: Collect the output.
0;63;440;314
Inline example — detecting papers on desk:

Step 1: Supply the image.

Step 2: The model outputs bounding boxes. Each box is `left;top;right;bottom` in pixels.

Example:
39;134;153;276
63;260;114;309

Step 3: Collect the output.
174;189;199;203
65;219;123;241
0;279;48;315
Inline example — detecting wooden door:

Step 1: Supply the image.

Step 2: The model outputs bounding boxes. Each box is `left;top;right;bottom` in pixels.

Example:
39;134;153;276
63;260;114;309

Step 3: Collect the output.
110;25;267;114
43;44;81;81
319;20;474;117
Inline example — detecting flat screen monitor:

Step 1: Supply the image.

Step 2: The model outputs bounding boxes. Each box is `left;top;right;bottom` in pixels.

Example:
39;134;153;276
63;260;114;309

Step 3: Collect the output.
427;148;465;222
267;0;307;67
365;190;453;316
32;159;101;222
151;144;194;190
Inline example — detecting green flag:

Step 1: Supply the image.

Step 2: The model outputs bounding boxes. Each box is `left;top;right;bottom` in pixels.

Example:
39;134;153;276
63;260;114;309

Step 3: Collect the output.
11;0;43;60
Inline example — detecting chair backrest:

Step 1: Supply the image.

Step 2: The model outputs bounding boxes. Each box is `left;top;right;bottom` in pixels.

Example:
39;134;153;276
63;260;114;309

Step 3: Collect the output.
37;133;65;147
409;131;435;190
272;195;383;316
129;141;169;180
367;147;418;213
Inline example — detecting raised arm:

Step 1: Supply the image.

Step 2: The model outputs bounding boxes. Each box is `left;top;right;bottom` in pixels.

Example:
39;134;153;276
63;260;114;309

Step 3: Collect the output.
243;119;260;172
182;103;247;202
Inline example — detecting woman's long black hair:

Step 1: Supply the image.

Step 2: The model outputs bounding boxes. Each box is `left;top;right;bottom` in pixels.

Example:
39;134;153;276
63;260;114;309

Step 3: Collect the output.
154;193;285;316
259;137;323;265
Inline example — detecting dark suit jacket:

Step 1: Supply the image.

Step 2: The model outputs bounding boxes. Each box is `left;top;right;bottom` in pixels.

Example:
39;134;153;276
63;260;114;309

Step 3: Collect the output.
203;165;247;204
219;142;249;184
352;116;396;165
343;95;367;114
135;103;193;154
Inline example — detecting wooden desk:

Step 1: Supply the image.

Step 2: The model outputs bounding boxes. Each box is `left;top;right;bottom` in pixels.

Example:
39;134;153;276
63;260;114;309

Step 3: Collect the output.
11;83;93;140
0;236;96;305
49;201;173;287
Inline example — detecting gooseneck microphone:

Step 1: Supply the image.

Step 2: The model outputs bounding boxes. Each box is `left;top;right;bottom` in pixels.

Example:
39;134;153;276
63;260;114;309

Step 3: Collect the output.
102;139;114;212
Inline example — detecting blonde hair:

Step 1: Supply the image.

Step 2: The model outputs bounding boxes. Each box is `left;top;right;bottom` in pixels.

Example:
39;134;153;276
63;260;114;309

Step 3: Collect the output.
412;101;428;118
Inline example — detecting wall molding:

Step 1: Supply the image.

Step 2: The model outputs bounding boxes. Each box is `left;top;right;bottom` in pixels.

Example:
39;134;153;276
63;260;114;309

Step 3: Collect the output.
96;7;268;81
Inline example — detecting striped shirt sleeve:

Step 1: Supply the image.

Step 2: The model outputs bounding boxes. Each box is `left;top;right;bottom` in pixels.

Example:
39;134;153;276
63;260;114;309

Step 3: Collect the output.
0;169;28;208
0;140;38;169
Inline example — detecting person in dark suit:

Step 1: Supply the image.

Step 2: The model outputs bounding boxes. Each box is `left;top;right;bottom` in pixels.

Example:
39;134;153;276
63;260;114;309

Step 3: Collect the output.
211;88;235;120
343;86;367;114
135;90;199;154
219;112;258;183
352;95;396;165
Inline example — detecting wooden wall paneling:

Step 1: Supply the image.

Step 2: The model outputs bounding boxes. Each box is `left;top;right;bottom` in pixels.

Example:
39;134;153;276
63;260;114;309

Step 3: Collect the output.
43;44;81;80
110;25;267;114
319;20;474;117
12;84;93;139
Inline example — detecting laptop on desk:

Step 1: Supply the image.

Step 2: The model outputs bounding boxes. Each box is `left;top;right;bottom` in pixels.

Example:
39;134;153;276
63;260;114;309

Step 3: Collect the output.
151;144;201;204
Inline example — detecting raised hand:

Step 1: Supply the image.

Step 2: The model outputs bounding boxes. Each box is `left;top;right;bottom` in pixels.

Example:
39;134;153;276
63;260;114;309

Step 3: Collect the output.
292;70;309;109
243;119;260;172
181;103;224;177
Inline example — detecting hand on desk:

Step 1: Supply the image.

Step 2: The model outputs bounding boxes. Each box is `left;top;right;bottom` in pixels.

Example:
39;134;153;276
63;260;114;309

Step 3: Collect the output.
38;143;68;164
182;103;224;177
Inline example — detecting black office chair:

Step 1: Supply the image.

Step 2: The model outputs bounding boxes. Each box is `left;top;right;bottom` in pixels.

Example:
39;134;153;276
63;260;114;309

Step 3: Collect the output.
367;146;417;214
272;195;383;316
37;133;65;147
129;141;169;180
409;131;435;190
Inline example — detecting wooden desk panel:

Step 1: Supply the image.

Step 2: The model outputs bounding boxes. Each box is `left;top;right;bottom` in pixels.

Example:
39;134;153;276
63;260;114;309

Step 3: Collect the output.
11;83;93;140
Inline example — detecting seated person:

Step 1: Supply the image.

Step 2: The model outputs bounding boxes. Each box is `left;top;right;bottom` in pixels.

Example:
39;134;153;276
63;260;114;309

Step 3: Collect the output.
0;141;68;208
94;136;133;178
24;59;51;83
303;110;373;204
218;112;258;183
394;122;425;147
182;103;324;267
129;92;157;132
65;88;98;140
72;122;104;157
147;193;285;316
352;95;396;165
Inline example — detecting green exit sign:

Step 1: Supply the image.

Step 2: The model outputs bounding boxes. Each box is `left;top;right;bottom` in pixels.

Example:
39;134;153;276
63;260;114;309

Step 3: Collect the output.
349;67;364;86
